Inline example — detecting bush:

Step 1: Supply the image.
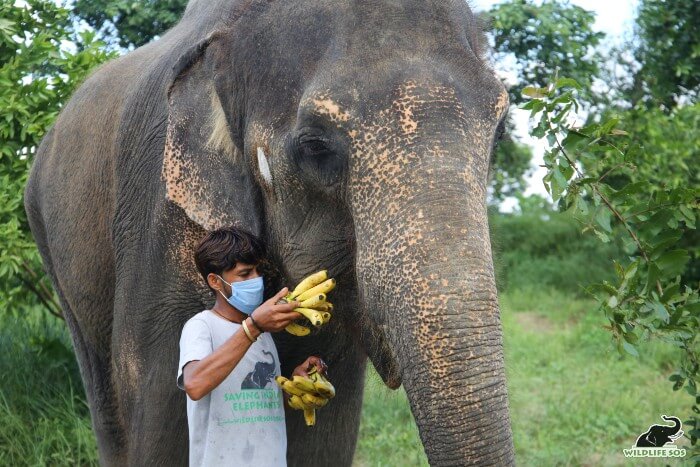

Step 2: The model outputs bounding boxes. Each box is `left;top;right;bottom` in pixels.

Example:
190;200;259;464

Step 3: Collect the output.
490;195;623;294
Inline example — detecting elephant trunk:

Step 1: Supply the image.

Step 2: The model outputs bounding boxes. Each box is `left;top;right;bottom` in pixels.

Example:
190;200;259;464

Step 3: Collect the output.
354;189;514;464
350;163;514;463
347;76;513;464
662;415;682;434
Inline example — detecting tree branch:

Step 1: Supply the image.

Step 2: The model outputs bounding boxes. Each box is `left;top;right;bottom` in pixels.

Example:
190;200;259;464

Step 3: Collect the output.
20;260;63;319
546;114;663;295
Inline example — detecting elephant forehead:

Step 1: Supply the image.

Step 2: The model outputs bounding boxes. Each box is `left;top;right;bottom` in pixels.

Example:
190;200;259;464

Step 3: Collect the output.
347;80;492;205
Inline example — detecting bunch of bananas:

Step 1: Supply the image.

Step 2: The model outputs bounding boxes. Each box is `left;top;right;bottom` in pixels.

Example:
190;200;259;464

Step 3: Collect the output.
278;270;336;336
275;365;335;426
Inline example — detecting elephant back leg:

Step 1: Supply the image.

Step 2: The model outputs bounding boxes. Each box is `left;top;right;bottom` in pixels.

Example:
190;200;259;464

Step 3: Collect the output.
24;125;126;464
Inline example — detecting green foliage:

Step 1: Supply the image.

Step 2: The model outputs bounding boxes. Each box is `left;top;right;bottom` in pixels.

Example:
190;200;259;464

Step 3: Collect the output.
632;0;700;109
487;0;604;106
489;119;533;202
522;76;700;458
0;308;97;465
72;0;188;49
490;195;622;294
485;0;604;201
0;0;115;318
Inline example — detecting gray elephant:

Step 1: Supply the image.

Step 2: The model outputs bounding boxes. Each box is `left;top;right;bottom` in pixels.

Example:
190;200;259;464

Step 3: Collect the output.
23;0;514;465
635;415;683;447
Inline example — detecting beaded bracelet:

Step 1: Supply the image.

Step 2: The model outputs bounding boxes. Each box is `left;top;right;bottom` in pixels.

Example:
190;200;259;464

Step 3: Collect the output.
249;313;262;333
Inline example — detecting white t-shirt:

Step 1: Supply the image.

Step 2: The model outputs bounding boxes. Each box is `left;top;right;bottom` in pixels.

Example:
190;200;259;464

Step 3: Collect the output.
177;310;287;466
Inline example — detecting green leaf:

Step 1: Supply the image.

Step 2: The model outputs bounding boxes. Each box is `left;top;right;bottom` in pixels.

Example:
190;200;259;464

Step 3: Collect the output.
623;331;639;344
622;341;639;357
650;301;670;323
555;77;581;90
595;208;613;233
679;204;697;228
654;250;690;278
522;86;549;99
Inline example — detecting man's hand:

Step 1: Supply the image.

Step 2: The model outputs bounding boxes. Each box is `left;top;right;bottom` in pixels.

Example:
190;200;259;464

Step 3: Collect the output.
250;287;301;333
292;356;328;378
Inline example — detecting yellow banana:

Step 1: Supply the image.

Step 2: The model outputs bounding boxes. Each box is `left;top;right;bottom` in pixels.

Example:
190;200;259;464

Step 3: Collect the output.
281;381;305;397
303;408;316;426
289;270;328;299
313;302;330;312
275;376;288;386
299;293;326;309
291;375;316;393
291;394;316;410
288;395;306;410
311;377;335;398
321;312;332;324
326;302;333;312
293;307;325;327
285;322;311;336
302;392;328;408
296;278;336;302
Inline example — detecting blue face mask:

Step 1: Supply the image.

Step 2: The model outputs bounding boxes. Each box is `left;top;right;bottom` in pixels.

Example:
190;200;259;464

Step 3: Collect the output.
216;274;264;315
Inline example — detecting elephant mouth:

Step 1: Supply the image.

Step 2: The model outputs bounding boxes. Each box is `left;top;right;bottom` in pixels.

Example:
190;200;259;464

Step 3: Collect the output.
361;320;402;389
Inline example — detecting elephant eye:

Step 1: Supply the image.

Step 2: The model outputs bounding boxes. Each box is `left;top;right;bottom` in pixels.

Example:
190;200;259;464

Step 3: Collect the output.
292;132;346;187
299;138;333;157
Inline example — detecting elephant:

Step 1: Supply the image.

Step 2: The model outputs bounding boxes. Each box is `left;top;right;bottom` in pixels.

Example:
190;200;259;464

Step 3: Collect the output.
635;415;683;447
241;350;277;390
23;0;514;465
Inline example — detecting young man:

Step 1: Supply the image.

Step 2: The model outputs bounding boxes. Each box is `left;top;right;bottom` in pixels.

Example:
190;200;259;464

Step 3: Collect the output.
177;226;326;466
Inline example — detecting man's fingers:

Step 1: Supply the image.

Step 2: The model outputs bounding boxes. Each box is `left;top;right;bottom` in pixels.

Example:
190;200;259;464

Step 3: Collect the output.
272;287;289;301
284;311;302;321
272;301;300;312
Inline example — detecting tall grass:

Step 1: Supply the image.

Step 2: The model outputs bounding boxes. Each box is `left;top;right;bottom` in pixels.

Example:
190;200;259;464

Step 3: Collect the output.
489;203;623;294
0;310;97;466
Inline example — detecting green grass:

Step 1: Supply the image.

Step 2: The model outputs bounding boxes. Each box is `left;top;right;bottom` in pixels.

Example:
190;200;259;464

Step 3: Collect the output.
1;290;695;466
354;288;694;466
0;311;97;466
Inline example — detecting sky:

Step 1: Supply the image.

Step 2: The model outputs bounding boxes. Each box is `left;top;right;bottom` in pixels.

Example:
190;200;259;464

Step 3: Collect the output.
470;0;640;210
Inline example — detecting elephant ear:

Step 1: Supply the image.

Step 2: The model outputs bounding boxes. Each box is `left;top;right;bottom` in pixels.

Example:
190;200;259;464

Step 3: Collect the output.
162;31;261;233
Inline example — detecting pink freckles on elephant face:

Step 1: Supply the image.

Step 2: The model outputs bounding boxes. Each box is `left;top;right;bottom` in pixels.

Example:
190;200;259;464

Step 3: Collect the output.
312;97;352;123
171;221;208;288
162;119;218;231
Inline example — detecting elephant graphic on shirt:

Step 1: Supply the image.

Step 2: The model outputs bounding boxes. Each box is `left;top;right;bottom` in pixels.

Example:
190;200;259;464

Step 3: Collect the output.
241;350;276;390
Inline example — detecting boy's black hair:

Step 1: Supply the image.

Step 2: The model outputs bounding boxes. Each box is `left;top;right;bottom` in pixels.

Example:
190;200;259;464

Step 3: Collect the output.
194;225;267;292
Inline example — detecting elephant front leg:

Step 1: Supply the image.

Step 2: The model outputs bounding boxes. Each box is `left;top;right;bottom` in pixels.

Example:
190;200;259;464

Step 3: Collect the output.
285;349;368;467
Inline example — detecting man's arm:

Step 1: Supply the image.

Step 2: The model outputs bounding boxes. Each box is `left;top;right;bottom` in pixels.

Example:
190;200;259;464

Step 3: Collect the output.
182;325;257;401
182;287;301;400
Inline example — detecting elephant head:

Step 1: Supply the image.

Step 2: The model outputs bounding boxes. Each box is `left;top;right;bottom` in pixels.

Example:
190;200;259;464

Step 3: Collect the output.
163;0;513;463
